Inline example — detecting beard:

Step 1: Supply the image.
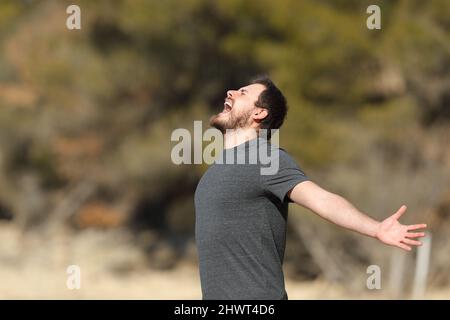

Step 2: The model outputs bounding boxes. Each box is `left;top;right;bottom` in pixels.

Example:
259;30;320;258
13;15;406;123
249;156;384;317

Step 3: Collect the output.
209;109;253;133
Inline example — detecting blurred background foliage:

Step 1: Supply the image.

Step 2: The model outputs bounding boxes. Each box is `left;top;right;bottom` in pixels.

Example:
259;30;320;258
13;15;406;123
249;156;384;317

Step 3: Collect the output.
0;0;449;298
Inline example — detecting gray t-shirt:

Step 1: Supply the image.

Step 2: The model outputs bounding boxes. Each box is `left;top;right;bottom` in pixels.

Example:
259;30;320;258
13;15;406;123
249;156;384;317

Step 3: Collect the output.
194;137;309;300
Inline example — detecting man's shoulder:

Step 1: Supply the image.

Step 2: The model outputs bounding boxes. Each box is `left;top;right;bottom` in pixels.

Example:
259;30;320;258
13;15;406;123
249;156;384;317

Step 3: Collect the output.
263;142;293;159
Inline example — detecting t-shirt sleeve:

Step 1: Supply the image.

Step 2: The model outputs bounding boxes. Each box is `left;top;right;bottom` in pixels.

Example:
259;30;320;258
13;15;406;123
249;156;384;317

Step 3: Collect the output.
261;148;309;203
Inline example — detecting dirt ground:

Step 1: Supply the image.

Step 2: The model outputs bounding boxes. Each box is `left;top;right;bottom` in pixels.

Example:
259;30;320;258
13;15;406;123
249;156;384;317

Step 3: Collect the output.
0;222;448;299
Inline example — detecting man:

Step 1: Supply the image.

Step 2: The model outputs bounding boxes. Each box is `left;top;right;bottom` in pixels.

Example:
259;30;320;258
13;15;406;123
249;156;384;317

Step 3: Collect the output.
194;76;427;300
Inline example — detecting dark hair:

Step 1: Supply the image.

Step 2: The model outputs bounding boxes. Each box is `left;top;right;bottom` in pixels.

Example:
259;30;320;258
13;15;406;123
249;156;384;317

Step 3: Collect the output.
250;75;288;139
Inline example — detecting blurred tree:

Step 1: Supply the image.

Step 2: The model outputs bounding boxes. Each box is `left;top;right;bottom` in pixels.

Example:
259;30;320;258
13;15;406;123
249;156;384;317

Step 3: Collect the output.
0;0;448;282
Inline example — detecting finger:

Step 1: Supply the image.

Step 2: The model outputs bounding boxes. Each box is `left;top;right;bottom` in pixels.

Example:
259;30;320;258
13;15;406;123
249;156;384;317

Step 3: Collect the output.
406;232;425;238
392;205;407;220
402;238;422;246
407;224;427;231
397;243;412;251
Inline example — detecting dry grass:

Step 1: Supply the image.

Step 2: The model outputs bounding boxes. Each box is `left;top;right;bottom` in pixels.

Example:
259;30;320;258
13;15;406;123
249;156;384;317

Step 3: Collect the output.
0;222;448;300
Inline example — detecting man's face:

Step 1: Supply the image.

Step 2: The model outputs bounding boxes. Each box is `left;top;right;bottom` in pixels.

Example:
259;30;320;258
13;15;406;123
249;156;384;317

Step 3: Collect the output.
210;83;266;132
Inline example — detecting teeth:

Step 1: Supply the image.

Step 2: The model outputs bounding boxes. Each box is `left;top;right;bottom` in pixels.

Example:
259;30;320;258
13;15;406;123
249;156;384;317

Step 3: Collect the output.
222;100;232;113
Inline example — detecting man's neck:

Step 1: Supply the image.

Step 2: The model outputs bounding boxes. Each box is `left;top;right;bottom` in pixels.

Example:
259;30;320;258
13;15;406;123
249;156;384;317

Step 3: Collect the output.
223;128;259;149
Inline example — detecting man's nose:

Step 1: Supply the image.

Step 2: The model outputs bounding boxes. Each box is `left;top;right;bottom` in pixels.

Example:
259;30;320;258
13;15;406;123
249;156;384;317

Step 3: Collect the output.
227;90;236;98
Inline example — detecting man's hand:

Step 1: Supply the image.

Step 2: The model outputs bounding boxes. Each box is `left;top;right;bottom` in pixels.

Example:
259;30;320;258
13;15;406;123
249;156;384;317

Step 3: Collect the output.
376;205;427;251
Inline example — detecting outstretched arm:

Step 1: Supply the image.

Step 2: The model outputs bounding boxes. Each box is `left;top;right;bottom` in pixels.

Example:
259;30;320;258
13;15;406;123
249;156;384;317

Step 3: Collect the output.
288;181;427;251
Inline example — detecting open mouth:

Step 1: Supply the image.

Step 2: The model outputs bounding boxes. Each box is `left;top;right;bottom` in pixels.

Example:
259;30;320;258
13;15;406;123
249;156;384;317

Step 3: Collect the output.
222;100;232;113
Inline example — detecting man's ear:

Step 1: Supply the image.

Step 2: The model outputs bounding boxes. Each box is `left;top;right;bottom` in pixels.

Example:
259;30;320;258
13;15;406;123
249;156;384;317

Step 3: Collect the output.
253;108;268;121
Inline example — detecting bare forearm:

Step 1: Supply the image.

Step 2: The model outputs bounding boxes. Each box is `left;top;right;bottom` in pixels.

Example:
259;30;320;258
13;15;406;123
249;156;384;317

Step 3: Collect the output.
313;192;380;238
289;181;427;250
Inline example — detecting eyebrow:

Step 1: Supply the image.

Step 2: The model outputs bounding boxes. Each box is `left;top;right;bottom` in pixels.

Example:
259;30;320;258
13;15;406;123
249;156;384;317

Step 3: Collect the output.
240;88;248;93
